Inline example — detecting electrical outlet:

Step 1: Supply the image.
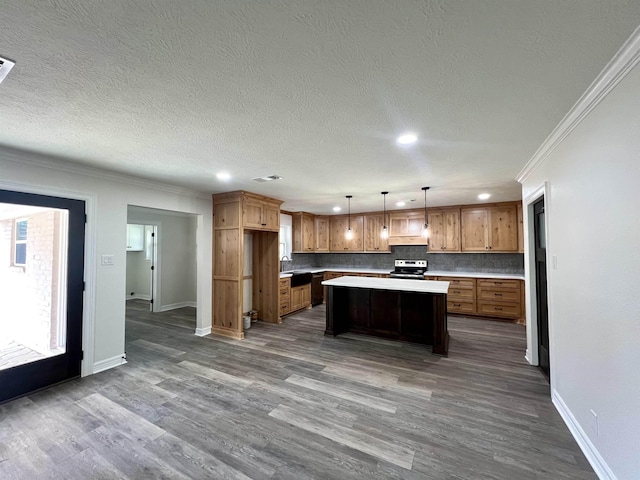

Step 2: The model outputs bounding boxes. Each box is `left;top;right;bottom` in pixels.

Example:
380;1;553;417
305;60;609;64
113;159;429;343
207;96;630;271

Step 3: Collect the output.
101;255;114;266
590;409;598;435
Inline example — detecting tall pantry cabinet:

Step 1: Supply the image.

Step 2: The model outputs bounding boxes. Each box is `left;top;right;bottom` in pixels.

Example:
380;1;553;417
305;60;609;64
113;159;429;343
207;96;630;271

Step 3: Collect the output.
212;191;283;339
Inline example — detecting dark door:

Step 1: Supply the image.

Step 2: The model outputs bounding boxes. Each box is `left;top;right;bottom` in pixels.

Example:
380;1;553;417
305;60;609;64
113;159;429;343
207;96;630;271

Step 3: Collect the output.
533;197;550;379
0;189;85;403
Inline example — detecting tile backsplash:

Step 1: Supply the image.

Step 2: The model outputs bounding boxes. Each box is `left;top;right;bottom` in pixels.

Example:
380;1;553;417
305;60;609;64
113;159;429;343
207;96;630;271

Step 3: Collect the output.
288;245;524;274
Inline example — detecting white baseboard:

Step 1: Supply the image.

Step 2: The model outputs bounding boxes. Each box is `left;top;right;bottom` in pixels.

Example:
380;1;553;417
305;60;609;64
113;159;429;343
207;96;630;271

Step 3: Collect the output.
93;354;127;374
552;390;616;479
126;294;151;301
524;349;533;365
158;301;196;312
194;326;211;337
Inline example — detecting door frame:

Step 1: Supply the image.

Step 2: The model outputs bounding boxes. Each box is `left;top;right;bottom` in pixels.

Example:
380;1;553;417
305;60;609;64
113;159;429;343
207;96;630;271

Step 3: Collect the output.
523;182;553;381
0;181;97;380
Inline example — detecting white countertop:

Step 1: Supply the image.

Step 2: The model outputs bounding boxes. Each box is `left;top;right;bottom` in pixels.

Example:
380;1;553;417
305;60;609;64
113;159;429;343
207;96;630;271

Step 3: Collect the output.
281;268;524;280
322;276;450;294
423;270;525;280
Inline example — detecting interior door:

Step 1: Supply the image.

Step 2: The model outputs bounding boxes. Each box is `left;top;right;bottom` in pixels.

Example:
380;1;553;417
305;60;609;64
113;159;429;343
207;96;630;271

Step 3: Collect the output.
0;189;85;403
533;197;550;379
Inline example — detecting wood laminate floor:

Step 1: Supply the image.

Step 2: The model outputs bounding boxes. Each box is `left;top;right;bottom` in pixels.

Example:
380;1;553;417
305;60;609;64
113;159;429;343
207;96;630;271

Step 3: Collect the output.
0;300;595;479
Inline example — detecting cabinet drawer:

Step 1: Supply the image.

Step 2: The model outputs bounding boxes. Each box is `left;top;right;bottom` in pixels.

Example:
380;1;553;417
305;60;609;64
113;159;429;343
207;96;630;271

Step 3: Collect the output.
438;277;476;288
477;301;520;318
447;300;476;314
448;287;475;299
279;278;290;288
477;288;520;302
279;286;290;296
279;302;290;314
477;279;519;289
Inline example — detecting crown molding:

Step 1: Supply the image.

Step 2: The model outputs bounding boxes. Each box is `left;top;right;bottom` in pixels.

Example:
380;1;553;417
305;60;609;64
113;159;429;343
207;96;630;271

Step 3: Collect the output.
517;25;640;183
0;145;212;200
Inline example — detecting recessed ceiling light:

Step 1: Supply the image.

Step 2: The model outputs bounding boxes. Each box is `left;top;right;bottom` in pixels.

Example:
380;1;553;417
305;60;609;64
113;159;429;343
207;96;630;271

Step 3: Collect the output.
216;172;231;181
333;206;341;212
396;201;406;207
397;133;418;145
478;193;491;200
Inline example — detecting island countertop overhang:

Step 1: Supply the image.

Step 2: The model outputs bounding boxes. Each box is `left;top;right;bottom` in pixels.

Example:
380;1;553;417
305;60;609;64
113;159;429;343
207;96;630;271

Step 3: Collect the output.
322;275;449;294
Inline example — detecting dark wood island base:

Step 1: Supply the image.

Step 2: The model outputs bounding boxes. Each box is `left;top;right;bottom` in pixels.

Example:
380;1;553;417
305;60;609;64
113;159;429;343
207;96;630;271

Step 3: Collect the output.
323;278;450;356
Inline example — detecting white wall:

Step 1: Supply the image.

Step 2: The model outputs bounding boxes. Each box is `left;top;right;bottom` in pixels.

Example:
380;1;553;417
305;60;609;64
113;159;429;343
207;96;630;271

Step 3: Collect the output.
0;147;212;376
519;59;640;478
127;211;197;309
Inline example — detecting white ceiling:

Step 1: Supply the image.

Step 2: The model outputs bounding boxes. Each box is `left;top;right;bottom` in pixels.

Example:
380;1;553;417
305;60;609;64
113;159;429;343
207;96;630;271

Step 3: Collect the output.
1;1;639;214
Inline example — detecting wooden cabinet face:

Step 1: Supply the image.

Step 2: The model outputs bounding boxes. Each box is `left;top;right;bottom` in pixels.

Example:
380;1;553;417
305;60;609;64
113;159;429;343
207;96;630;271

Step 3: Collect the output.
347;215;364;251
388;210;428;245
329;216;348;251
364;214;389;251
517;203;524;253
293;213;315;252
461;208;488;251
243;200;264;228
488;205;517;252
315;216;330;251
290;286;303;311
263;203;280;231
442;210;461;251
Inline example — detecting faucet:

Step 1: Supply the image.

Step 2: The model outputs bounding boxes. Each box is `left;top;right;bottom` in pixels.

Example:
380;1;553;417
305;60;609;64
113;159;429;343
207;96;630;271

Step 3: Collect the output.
280;255;291;272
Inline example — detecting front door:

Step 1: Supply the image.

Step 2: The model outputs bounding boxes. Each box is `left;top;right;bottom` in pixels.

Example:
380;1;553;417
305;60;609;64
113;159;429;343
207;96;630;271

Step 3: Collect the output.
0;189;85;403
533;197;550;379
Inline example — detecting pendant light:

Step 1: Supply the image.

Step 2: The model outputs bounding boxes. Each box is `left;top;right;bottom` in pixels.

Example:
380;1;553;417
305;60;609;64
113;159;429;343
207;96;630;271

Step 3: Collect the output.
380;191;389;239
345;195;354;240
421;186;430;238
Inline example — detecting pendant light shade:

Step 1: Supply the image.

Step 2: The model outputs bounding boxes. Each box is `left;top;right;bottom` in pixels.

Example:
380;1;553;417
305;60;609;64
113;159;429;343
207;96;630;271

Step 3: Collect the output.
345;195;353;240
381;191;389;239
421;187;430;238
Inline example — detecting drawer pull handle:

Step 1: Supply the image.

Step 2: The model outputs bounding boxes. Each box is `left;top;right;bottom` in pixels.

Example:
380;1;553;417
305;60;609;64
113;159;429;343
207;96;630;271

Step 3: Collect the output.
453;290;461;294
495;282;502;285
495;307;503;311
494;293;502;296
454;303;461;307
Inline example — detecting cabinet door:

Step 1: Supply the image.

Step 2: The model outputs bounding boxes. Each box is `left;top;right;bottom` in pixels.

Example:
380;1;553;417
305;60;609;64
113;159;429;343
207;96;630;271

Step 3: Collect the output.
427;211;444;251
302;284;311;307
364;214;389;251
315;216;330;251
329;217;348;251
517;203;524;253
290;286;303;311
442;209;461;251
488;205;517;252
347;215;364;251
461;208;488;251
243;200;264;229
263;203;280;231
302;214;315;251
126;224;144;251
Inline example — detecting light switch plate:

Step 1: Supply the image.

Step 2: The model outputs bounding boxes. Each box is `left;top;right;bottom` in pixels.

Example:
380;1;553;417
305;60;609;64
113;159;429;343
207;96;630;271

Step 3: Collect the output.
101;255;114;266
552;255;558;269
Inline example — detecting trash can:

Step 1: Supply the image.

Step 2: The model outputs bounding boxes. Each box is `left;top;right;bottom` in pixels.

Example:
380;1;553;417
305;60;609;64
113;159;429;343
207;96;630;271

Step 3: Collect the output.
243;314;251;330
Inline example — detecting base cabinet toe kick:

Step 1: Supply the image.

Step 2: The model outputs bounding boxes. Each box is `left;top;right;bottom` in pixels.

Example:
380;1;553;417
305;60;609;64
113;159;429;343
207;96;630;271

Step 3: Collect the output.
323;277;450;356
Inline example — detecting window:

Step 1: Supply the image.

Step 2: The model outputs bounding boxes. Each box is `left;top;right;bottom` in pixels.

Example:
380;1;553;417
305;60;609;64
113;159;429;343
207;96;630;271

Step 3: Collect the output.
14;219;28;265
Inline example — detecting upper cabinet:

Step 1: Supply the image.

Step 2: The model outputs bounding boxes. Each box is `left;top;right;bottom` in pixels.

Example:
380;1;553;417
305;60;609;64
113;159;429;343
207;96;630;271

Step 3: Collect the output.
242;195;280;231
517;202;524;253
427;208;461;252
292;212;315;252
461;204;518;252
330;215;363;251
388;209;428;245
126;224;144;251
314;216;330;252
364;214;390;252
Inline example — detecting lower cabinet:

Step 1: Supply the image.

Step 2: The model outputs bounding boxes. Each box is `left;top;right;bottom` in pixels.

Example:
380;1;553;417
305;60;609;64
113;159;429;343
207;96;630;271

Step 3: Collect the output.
280;280;311;317
433;276;524;322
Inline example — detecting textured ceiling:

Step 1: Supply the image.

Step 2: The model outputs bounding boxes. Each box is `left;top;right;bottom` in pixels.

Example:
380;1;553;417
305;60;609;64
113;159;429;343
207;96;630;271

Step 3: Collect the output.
1;1;639;214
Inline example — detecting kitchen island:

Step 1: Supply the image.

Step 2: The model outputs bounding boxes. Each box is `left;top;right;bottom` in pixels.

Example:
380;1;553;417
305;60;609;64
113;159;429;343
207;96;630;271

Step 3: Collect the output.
322;276;450;355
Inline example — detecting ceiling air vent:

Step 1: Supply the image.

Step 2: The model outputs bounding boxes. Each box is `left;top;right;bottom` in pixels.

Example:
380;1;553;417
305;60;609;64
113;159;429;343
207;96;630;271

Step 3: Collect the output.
0;56;16;84
252;175;284;183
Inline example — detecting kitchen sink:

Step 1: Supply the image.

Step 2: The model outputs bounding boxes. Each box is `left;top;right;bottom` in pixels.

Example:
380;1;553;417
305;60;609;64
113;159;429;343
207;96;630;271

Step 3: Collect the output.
287;270;313;287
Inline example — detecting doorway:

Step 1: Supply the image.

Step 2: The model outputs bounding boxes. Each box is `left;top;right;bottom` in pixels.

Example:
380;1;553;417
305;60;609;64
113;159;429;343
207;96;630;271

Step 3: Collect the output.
0;189;85;403
126;223;158;312
533;197;550;379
